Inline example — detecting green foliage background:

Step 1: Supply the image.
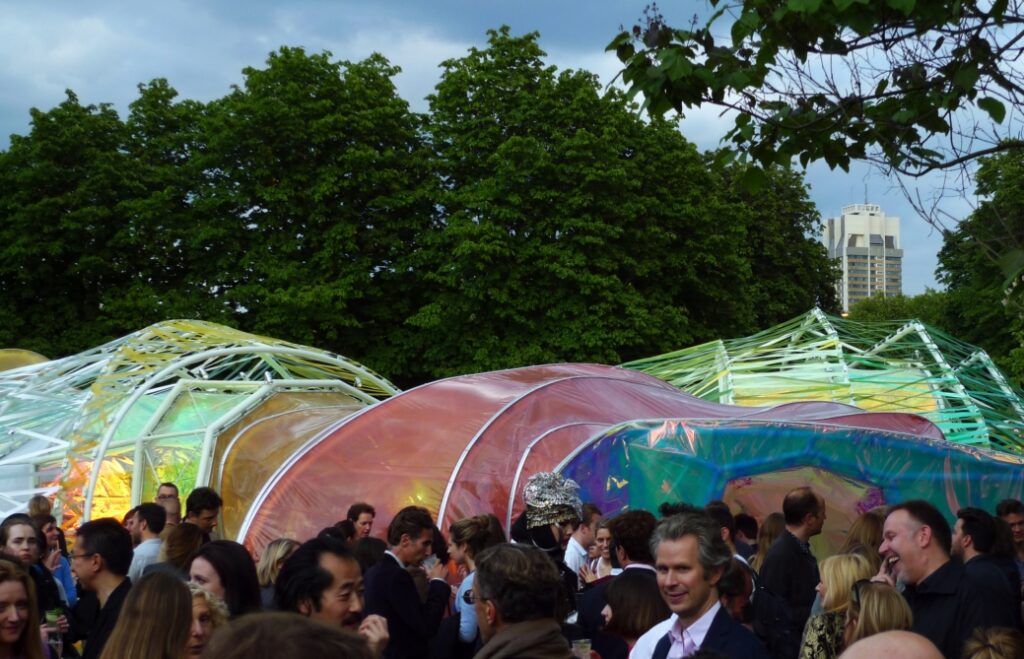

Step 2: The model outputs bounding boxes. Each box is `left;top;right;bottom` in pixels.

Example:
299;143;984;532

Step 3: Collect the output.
0;28;840;387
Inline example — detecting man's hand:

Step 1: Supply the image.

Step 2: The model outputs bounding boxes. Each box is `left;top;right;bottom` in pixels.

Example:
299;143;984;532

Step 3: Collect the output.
359;614;389;658
426;560;448;581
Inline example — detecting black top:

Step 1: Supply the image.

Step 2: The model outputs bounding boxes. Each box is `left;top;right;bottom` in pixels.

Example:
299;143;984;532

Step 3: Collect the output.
76;578;131;659
364;554;449;659
964;554;1021;629
758;529;819;654
579;568;657;659
904;559;1017;659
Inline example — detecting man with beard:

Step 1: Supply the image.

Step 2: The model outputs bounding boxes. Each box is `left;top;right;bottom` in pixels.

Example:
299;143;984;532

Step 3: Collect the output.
127;503;164;582
875;500;1013;658
276;536;388;658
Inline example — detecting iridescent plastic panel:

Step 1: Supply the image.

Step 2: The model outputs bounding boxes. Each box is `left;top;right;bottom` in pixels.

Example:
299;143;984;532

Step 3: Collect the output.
561;419;1024;555
214;392;365;539
240;364;958;555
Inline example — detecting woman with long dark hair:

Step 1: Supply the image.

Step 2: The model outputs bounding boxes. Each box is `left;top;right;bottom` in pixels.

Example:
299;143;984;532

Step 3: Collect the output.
188;541;261;618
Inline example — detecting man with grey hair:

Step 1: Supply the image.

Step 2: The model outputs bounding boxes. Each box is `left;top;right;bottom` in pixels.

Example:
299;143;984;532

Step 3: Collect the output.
630;511;768;659
470;543;573;658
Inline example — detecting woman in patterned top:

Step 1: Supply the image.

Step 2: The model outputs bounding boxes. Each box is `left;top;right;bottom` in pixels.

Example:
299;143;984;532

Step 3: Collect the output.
798;553;873;659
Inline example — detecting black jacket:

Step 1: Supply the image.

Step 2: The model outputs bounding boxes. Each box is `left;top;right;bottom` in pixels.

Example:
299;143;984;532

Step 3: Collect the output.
904;558;1017;659
75;578;131;659
757;530;818;658
364;553;449;659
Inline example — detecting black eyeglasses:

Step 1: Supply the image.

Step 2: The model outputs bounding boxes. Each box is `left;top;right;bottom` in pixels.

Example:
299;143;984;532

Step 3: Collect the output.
462;590;488;605
70;551;97;561
850;579;872;607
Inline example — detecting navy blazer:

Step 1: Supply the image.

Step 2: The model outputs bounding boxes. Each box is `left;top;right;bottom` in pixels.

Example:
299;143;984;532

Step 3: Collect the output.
364;554;450;659
653;606;770;659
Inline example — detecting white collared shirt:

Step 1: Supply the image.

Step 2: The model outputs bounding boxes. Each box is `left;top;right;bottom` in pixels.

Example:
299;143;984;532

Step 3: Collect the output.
385;549;406;569
564;536;588;578
629;601;722;659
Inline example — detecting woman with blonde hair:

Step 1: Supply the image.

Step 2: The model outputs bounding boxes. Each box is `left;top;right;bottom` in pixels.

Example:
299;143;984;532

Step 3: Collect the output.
799;553;873;658
98;571;191;659
843;580;912;648
255;538;299;610
0;558;44;659
750;512;785;573
962;626;1024;659
186;583;229;658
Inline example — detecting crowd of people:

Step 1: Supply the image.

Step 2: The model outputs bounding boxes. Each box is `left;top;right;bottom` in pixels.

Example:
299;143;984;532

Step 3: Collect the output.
0;475;1022;659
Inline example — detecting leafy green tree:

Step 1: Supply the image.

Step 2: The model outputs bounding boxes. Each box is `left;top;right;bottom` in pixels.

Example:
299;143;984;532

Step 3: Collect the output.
0;91;136;355
938;150;1024;379
707;161;840;324
105;79;231;327
847;290;948;328
197;47;435;376
608;2;1024;179
409;27;837;380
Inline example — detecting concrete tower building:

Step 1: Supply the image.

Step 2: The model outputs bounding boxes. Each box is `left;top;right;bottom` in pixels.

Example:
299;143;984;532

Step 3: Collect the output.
823;204;903;311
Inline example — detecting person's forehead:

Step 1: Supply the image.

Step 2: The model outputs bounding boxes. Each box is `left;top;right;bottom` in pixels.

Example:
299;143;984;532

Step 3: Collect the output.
8;524;34;539
358;513;373;521
319;553;360;584
656;535;700;562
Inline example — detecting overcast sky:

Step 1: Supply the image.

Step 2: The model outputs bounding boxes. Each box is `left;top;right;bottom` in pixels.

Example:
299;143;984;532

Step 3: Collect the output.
0;0;962;294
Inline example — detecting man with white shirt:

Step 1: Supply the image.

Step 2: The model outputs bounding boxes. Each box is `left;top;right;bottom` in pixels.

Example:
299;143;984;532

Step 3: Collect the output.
564;503;602;580
127;502;164;582
631;511;769;659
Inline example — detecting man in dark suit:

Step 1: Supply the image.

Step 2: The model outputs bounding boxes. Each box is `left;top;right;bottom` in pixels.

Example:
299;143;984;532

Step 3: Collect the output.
364;506;449;659
578;510;657;659
631;511;769;659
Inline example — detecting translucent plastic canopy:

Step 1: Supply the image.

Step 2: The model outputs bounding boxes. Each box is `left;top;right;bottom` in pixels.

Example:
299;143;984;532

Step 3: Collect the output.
239;363;946;554
0;320;398;525
561;418;1024;555
624;309;1024;454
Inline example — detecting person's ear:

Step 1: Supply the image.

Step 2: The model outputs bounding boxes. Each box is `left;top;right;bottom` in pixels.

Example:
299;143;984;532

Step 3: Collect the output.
708;564;725;587
297;597;313;616
485;600;498;626
918;525;933;548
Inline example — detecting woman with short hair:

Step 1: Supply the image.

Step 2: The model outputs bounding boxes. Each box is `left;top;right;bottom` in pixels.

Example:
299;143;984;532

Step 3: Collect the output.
186;583;228;658
600;569;671;657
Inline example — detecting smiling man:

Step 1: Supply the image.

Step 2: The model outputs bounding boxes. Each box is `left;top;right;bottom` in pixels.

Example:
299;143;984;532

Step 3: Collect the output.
631;512;768;659
875;500;1013;658
276;537;388;658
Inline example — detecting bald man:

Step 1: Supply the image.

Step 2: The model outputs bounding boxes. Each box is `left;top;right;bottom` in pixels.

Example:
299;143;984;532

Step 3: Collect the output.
839;631;942;659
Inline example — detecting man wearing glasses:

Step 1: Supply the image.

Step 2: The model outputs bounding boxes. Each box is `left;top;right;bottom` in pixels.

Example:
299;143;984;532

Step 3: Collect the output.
71;518;133;659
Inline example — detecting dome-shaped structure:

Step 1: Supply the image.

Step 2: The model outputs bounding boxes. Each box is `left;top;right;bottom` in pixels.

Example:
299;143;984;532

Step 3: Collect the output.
0;320;398;525
624;309;1024;454
239;363;950;555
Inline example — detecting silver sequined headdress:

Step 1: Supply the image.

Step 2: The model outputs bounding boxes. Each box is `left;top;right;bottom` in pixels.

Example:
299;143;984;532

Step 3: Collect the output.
523;472;582;529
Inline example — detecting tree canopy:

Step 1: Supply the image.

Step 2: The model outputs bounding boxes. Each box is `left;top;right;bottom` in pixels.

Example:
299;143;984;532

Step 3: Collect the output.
609;1;1024;180
0;29;839;386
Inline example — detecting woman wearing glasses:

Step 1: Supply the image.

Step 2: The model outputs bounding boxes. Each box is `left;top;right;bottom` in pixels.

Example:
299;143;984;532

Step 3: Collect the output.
798;553;874;659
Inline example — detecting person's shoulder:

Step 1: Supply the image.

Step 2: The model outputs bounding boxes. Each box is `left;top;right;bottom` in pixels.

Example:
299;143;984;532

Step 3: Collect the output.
707;607;768;656
629;615;675;659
